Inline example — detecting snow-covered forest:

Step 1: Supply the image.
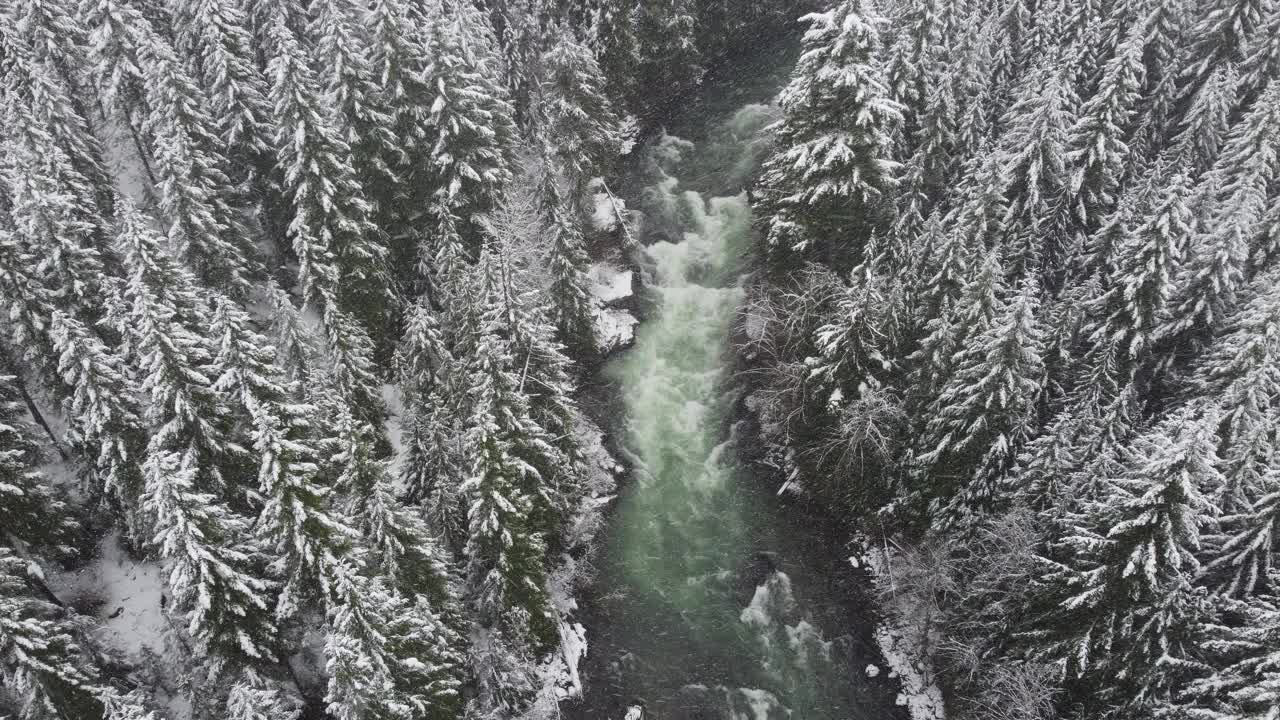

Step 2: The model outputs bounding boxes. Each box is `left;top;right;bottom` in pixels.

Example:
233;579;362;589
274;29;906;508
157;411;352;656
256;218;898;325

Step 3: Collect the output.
0;0;1277;718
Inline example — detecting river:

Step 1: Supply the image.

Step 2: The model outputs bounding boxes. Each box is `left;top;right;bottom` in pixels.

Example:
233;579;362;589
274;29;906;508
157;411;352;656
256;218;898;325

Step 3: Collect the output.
567;43;909;720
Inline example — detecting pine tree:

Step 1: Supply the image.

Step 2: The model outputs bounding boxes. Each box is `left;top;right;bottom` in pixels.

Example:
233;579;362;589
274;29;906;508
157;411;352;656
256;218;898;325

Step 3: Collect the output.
756;0;902;264
264;3;395;353
489;0;553;121
308;0;402;193
1089;172;1192;359
1039;407;1217;706
0;373;79;559
1180;0;1271;92
0;549;104;720
915;276;1045;520
1162;83;1280;345
1208;468;1280;598
539;161;600;356
395;300;463;520
171;0;275;182
367;0;434;255
538;24;622;200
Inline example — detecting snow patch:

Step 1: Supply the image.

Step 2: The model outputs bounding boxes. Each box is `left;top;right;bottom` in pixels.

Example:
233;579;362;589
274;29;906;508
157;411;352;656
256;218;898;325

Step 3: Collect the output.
48;531;170;662
591;192;621;232
858;548;946;720
588;263;634;303
597;308;638;351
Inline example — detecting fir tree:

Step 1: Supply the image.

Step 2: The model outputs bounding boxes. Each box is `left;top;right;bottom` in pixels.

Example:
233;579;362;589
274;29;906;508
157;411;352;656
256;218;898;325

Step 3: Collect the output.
0;549;104;720
137;25;261;294
1163;83;1280;345
112;203;276;661
811;262;893;398
756;0;902;264
1064;30;1144;227
915;276;1046;520
0;373;79;559
539;160;600;356
0;24;115;217
264;2;394;352
462;258;557;647
538;25;622;203
1039;407;1217;707
307;0;402;192
0;139;107;316
632;0;701;117
171;0;275;182
1089;172;1193;359
416;0;517;265
47;311;149;536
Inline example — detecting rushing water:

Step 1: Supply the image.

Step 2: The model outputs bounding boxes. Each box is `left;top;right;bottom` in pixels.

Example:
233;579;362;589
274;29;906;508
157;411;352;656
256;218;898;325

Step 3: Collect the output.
570;47;907;720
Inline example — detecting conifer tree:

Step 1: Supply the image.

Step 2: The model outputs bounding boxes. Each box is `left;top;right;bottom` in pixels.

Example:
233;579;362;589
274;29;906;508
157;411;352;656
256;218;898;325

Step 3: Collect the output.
1064;30;1144;227
1168;64;1238;176
462;255;557;647
756;0;902;264
909;248;1003;405
0;25;114;217
1163;83;1280;345
264;2;394;352
632;0;701;116
0;549;104;720
308;0;402;193
0;373;79;559
812;262;893;398
539;161;600;357
1089;172;1192;359
538;24;622;201
996;66;1077;275
138;26;261;295
1;139;107;317
1040;408;1217;706
587;0;640;106
915;277;1045;520
171;0;275;182
47;311;148;535
416;0;517;263
112;203;276;661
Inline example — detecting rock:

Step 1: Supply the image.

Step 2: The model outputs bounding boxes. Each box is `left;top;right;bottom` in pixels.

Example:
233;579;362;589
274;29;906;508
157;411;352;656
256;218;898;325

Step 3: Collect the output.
865;664;880;678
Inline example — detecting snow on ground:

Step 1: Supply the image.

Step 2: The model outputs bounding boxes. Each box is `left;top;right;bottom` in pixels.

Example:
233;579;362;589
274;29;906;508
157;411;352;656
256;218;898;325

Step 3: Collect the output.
592;191;621;233
597;308;639;350
590;261;639;351
381;383;406;479
856;546;946;720
589;263;634;304
47;531;170;663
